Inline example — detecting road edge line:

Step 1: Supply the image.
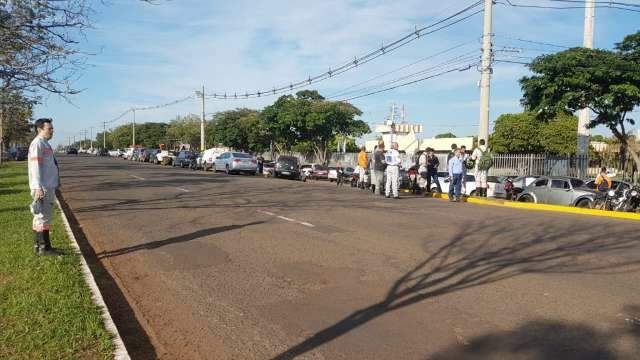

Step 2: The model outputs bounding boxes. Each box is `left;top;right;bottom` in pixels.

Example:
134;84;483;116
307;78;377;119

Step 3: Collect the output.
425;192;640;221
55;195;131;360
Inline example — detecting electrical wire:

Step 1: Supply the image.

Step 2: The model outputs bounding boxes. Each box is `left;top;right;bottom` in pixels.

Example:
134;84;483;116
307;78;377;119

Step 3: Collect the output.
328;51;481;100
493;35;573;49
204;1;484;100
501;0;640;12
325;39;480;99
339;63;477;102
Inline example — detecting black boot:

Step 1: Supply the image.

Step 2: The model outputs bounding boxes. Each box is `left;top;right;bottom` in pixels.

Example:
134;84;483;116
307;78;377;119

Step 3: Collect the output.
39;230;60;256
33;231;43;255
483;187;488;197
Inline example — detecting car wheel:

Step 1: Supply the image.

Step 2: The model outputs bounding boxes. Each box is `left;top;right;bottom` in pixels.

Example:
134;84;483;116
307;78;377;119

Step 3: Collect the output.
519;195;534;203
576;199;592;208
469;190;476;197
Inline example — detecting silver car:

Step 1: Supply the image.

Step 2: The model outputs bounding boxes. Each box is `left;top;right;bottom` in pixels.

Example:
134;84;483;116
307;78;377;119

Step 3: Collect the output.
517;176;595;208
213;152;257;175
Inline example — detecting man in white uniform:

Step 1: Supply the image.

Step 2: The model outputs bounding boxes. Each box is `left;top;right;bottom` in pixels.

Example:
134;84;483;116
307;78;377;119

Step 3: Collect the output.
471;139;489;197
385;142;401;199
28;118;60;255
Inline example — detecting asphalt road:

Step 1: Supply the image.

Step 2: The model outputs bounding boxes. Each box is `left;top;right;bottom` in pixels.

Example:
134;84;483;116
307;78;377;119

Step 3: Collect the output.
57;154;640;360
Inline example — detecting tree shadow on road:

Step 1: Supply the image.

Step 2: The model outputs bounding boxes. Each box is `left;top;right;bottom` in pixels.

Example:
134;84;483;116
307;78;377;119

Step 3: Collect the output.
96;221;265;259
272;222;640;359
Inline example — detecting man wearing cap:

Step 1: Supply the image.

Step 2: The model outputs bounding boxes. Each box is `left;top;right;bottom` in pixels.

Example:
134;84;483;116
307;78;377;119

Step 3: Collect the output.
28;118;60;255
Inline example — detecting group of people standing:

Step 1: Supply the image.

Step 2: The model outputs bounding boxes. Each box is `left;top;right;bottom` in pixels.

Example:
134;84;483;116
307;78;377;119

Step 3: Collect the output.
357;139;491;202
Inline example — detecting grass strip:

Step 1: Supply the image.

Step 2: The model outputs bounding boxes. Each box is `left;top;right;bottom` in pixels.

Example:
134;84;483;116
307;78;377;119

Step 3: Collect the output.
0;162;114;359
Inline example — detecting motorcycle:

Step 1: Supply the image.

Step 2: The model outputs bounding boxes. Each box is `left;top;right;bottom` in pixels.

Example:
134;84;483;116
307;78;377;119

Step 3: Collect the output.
622;186;640;212
594;186;626;211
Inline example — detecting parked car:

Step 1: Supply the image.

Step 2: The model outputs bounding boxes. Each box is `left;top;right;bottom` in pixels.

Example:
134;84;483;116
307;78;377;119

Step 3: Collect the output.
328;166;355;182
201;148;229;171
274;155;305;180
262;161;275;176
430;172;477;196
174;151;196;168
140;149;159;162
300;164;313;177
583;179;633;192
66;147;78;155
310;164;329;180
108;149;124;157
213;152;257;175
517;176;595;207
96;148;109;156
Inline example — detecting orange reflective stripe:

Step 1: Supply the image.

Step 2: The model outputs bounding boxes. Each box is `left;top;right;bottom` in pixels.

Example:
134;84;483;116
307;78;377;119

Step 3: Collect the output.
30;156;43;161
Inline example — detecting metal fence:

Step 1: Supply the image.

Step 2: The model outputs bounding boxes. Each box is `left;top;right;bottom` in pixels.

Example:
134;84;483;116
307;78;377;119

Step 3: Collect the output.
266;151;636;181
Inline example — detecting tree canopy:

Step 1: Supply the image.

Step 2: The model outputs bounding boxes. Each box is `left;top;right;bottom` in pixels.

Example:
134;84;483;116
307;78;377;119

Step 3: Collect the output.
435;132;457;139
490;112;577;155
520;31;640;171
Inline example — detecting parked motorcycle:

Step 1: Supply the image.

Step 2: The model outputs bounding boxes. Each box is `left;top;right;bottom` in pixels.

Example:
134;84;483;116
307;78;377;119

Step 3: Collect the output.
594;186;626;211
622;186;640;212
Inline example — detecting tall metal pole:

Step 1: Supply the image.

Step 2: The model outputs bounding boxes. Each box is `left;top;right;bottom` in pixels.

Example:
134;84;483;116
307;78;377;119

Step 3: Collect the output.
90;126;94;151
200;86;205;151
577;0;595;177
103;122;106;149
478;0;494;145
132;108;136;148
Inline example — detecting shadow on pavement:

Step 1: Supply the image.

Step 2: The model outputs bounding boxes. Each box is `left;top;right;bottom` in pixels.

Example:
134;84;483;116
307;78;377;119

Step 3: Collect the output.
272;222;640;359
96;221;265;259
57;190;158;359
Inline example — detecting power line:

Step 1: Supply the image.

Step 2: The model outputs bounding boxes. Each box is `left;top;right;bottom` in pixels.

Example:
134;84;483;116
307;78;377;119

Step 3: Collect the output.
547;0;640;7
339;64;476;102
326;39;480;99
501;0;640;12
493;35;573;49
204;1;485;100
328;51;480;100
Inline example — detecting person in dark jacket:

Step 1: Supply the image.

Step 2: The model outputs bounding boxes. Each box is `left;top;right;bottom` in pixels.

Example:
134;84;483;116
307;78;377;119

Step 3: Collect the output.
372;140;386;195
426;148;442;193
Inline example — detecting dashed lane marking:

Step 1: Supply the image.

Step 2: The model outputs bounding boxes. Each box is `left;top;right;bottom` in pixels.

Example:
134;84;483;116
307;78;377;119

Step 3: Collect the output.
258;210;315;228
176;187;190;192
130;175;145;180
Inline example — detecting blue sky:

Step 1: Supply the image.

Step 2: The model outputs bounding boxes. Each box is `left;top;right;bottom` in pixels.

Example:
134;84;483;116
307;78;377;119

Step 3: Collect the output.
36;0;640;148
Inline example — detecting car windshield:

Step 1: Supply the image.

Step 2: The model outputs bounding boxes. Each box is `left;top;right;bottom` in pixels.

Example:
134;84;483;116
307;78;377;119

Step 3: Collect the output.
570;179;584;188
315;166;327;171
233;153;252;158
278;157;298;165
346;167;355;172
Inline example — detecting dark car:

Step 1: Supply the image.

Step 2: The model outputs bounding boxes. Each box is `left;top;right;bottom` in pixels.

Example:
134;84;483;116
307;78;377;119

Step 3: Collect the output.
274;155;305;181
66;147;78;155
174;151;196;168
96;148;109;156
310;165;329;180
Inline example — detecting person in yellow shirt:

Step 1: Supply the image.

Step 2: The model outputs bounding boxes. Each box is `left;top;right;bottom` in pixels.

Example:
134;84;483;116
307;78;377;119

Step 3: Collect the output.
357;146;368;189
594;166;612;192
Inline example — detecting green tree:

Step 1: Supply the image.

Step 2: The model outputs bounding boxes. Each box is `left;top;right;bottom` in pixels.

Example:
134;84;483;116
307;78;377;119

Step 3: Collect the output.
590;134;607;142
166;114;201;150
520;34;640;171
136;122;169;148
490;112;543;153
109;125;132;149
435;132;456;139
539;113;578;155
95;131;114;150
212;108;262;153
0;92;34;157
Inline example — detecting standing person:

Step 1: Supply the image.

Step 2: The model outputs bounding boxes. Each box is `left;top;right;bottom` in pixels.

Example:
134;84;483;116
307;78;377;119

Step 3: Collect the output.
447;144;458;199
357;146;368;189
471;139;489;197
418;150;428;192
385;142;401;199
373;141;386;195
426;148;442;193
28;118;60;256
448;149;464;202
370;145;377;192
459;145;469;195
595;166;612;192
256;155;264;175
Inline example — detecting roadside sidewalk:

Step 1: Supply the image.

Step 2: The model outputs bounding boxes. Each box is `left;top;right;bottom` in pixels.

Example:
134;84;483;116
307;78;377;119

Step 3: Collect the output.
0;162;121;359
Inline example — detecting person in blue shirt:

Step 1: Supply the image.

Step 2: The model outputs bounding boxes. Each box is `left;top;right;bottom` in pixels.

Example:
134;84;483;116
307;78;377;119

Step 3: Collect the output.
447;148;464;202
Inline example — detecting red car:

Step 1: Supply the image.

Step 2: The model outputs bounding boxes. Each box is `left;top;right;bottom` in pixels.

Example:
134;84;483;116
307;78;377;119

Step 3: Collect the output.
310;164;329;180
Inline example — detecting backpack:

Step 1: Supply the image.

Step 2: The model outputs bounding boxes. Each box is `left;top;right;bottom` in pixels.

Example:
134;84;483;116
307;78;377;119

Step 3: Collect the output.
477;148;493;171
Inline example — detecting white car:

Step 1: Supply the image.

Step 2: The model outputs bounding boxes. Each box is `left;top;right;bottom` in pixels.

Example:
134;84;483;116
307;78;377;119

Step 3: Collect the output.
430;172;505;197
201;147;229;171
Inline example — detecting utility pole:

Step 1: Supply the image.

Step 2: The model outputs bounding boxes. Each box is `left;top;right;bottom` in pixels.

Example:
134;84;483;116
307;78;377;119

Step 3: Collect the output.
84;129;88;150
132;108;136;148
103;122;107;149
89;126;94;151
478;0;494;145
577;0;595;177
200;86;205;151
73;135;76;148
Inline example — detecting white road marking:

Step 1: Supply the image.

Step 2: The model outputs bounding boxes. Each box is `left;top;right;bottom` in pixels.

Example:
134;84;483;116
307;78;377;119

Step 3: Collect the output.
277;215;296;222
130;175;145;180
259;210;316;228
176;187;190;192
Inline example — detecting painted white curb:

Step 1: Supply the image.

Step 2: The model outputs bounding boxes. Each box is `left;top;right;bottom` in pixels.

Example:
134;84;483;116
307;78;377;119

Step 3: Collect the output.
55;196;130;360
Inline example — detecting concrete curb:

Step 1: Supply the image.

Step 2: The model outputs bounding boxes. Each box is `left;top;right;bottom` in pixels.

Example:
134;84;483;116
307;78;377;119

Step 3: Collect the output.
424;192;640;221
55;196;130;360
